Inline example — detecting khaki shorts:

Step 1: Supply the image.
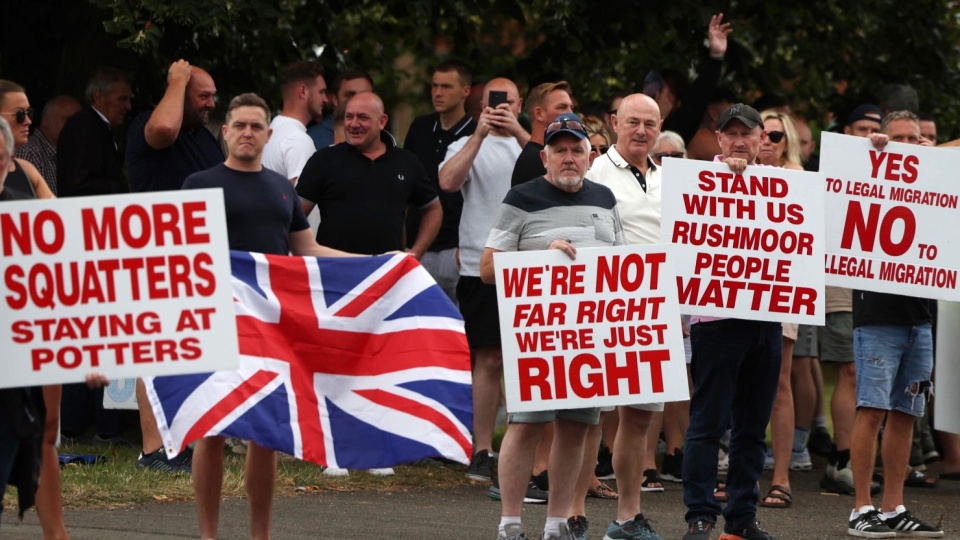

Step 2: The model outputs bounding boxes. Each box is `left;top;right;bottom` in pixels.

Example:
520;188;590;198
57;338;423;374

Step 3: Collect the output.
820;312;854;363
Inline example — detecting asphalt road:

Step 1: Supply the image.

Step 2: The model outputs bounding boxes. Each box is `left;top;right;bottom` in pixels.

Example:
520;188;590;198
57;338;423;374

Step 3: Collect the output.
2;464;958;539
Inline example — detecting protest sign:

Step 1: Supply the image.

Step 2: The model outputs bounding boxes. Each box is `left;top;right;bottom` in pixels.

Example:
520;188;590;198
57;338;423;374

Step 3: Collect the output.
820;132;959;300
494;245;688;413
661;158;825;324
0;190;238;389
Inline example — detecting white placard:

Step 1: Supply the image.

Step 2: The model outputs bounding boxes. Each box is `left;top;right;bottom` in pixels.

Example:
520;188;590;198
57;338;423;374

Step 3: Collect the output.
820;132;960;300
0;190;239;388
660;158;825;324
494;245;688;413
935;301;960;434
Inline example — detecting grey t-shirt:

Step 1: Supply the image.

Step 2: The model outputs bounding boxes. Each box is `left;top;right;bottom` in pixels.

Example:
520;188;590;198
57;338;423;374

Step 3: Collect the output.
486;176;625;252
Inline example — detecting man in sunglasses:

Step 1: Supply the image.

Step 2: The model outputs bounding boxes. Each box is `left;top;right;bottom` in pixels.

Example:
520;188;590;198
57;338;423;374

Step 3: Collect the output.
510;81;574;187
587;93;666;540
481;112;625;540
680;103;781;540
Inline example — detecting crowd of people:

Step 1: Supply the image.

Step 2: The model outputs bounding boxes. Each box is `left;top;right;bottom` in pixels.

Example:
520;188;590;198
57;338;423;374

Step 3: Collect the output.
1;11;958;540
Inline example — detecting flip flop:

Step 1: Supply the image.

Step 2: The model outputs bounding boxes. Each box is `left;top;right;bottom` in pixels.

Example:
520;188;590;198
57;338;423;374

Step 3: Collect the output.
641;468;665;492
587;481;619;499
904;468;937;488
759;484;793;509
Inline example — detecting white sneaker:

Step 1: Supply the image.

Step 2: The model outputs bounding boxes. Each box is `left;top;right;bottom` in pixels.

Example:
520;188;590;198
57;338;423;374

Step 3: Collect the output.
789;448;813;471
322;467;349;477
367;467;395;476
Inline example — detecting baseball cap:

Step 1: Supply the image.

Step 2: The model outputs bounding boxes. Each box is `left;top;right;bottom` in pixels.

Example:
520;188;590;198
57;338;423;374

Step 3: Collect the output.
846;104;883;127
717;103;763;131
544;113;588;144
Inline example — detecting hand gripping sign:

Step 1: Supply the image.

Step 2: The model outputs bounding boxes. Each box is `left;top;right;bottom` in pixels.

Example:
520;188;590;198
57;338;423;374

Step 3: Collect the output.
660;158;826;324
494;245;688;413
0;189;238;389
820;132;960;300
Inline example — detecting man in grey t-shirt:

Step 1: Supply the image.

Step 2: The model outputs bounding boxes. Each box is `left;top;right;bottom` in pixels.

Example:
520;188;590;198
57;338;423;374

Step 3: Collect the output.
480;113;626;540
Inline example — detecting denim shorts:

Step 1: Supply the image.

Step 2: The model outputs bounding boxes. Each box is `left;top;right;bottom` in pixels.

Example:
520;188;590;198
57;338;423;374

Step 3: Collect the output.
509;407;601;425
854;324;933;417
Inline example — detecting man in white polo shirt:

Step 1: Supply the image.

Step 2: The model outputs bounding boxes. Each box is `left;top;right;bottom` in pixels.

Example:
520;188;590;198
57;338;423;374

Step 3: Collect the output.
587;93;665;540
262;61;326;184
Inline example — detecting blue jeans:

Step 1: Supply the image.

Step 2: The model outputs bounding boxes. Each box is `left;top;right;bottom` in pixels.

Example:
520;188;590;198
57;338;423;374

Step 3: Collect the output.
683;319;781;529
854;324;933;416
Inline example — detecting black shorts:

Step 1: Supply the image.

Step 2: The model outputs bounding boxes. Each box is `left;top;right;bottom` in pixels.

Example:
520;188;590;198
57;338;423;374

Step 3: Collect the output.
456;276;501;349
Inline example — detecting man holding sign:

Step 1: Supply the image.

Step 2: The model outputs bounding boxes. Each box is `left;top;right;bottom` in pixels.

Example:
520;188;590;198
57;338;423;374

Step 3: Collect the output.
845;111;942;538
681;103;782;540
480;113;628;540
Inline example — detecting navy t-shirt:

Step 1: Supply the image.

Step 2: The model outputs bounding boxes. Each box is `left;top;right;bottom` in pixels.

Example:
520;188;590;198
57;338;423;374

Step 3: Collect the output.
127;111;224;193
182;164;309;255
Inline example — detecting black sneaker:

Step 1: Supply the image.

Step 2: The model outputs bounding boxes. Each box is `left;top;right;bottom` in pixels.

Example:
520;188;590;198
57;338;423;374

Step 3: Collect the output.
485;478;547;504
661;448;684;483
567;515;588;540
596;445;615;479
136;446;192;473
720;519;774;539
682;518;715;540
532;470;549;491
882;506;943;537
808;426;833;458
848;509;895;538
467;450;494;481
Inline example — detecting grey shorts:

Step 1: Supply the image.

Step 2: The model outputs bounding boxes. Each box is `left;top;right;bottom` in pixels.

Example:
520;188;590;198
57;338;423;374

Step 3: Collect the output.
509;407;601;425
793;324;819;357
820;312;854;363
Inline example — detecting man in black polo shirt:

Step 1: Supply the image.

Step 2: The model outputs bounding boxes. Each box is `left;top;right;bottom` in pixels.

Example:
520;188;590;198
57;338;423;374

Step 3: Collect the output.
297;92;441;256
404;60;475;301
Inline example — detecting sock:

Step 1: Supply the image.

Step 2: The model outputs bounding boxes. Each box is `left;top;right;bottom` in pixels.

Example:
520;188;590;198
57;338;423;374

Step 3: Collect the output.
499;517;521;535
543;517;565;537
852;505;875;520
881;505;906;520
617;518;632;525
793;427;810;453
836;448;851;469
813;416;827;429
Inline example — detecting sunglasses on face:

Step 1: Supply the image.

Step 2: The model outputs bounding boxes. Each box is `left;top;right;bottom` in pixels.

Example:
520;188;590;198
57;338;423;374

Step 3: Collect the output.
654;151;685;161
2;107;34;125
546;118;587;136
767;130;785;143
592;145;610;154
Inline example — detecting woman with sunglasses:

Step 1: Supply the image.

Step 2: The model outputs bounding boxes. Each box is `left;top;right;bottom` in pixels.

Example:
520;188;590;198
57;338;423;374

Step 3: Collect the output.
757;109;804;512
0;80;55;200
758;110;803;171
650;130;687;166
581;114;612;161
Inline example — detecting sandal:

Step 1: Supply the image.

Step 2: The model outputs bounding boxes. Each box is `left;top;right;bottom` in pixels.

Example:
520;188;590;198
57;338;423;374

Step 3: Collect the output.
713;479;728;503
587;481;619;499
759;484;793;509
905;468;938;488
641;468;665;492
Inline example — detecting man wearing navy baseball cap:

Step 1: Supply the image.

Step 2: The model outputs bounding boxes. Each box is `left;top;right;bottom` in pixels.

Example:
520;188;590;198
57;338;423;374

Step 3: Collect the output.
480;112;627;540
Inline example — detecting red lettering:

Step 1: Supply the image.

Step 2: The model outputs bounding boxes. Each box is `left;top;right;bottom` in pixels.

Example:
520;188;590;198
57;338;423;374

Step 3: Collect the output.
182;201;210;244
640;349;670;392
605;351;640;396
869;150;886;178
82;207;118;250
518;357;551;401
884;153;903;181
152;204;183;246
570;353;604;398
902;155;919;183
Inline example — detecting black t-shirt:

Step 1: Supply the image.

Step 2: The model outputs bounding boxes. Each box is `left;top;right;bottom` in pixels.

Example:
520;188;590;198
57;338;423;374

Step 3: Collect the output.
182;164;309;255
127;111;225;193
510;141;546;187
296;139;438;255
403;113;475;251
852;290;933;327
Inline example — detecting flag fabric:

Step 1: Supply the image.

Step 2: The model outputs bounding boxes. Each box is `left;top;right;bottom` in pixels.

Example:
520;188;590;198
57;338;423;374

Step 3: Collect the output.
145;251;473;469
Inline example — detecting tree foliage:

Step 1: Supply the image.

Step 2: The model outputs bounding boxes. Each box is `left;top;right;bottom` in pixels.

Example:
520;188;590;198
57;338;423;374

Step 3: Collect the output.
89;0;960;136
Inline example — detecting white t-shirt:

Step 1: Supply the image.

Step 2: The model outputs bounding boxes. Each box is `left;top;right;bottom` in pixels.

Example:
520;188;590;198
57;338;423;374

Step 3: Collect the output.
440;134;522;276
262;115;316;182
587;146;662;246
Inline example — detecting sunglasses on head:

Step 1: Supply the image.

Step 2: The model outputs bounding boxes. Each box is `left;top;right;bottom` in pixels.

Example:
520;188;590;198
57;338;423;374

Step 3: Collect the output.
592;145;610;154
1;107;34;125
767;130;785;143
654;151;685;161
546;118;586;136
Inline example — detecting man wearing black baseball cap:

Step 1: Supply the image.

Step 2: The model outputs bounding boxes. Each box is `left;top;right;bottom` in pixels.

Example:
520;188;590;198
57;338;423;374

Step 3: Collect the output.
844;104;883;137
481;112;627;540
682;102;781;540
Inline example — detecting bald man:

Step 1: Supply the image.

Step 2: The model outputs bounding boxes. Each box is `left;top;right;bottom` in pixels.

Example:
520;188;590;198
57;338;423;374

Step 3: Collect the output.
587;93;667;540
438;78;529;484
126;59;224;193
14;95;80;194
297;91;440;257
125;60;225;474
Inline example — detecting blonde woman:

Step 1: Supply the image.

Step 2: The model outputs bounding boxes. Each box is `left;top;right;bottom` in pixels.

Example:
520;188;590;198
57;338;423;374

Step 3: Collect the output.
758;110;803;170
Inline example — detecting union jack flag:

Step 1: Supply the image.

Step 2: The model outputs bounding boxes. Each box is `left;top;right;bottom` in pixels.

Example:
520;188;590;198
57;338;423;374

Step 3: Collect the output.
145;252;473;468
